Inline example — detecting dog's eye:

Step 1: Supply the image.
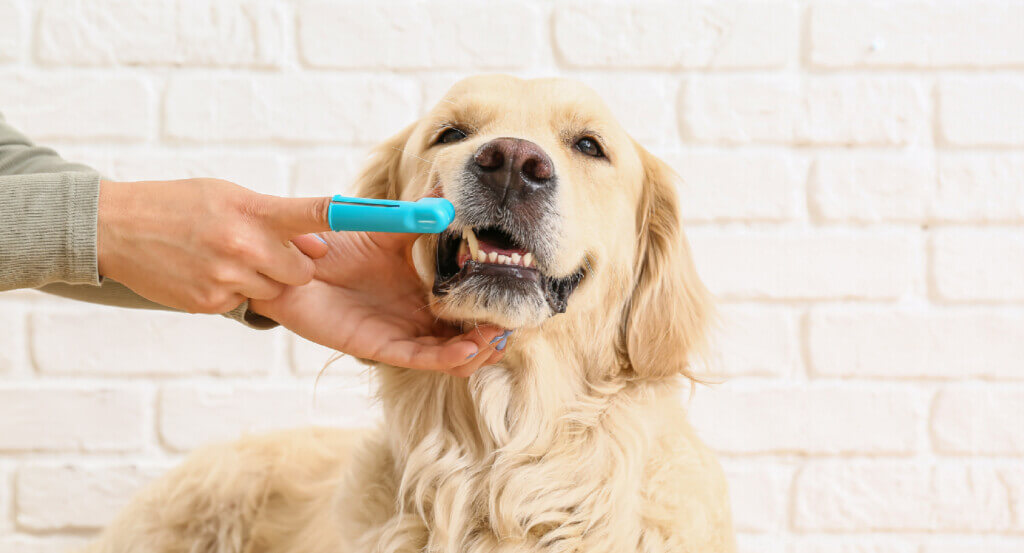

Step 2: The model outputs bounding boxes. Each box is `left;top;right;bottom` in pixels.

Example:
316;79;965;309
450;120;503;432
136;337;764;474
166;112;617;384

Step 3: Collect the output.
437;128;468;145
574;137;604;158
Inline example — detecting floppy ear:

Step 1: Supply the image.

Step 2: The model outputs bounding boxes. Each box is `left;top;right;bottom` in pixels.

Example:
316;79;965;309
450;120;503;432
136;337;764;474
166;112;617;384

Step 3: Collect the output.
620;143;713;380
352;123;417;200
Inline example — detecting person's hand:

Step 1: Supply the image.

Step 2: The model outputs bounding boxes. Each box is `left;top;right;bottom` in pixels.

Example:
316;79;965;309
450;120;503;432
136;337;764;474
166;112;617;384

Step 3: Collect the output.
250;231;510;376
97;178;330;313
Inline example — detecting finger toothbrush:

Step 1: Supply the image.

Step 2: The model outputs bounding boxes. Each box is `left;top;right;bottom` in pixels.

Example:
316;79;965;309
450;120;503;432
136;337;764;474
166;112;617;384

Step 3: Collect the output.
327;196;455;234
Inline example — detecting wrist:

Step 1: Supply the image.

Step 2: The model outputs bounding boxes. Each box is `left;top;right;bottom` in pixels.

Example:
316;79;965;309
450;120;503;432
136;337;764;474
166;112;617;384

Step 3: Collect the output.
96;180;130;278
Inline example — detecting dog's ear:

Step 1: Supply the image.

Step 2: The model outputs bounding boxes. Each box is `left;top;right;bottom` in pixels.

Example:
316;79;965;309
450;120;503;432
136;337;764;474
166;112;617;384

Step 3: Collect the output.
352;123;417;200
619;143;712;380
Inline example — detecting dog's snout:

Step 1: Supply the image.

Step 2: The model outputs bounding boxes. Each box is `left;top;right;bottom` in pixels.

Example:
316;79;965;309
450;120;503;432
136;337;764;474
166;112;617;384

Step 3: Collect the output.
472;138;554;196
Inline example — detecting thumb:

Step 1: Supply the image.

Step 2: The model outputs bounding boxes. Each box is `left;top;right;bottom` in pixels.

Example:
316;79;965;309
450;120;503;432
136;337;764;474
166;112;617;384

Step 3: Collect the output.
261;196;333;236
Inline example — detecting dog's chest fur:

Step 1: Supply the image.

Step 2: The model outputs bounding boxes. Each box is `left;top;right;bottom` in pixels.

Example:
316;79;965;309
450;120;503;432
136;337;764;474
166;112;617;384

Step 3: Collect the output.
335;365;730;553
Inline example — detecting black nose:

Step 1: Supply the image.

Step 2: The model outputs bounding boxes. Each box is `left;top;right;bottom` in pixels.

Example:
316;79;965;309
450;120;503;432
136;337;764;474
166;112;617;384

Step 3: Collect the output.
472;138;554;200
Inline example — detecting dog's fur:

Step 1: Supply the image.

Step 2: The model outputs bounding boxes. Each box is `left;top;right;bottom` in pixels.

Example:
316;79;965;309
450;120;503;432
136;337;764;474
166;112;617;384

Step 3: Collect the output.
85;75;735;553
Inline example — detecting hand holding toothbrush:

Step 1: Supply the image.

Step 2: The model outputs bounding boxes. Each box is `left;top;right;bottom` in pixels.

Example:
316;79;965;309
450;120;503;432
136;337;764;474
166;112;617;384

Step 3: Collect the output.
98;178;504;375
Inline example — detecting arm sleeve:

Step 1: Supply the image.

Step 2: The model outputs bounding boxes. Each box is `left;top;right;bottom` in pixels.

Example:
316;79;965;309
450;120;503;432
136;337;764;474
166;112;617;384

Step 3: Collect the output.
0;112;277;329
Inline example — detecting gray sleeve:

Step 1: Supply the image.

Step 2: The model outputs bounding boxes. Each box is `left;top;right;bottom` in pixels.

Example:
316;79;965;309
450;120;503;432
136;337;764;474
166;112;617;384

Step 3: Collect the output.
0;112;276;329
0;110;102;289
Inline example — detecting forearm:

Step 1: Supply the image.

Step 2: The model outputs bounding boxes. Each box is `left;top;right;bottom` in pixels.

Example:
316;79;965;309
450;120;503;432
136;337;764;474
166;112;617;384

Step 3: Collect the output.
0;112;275;328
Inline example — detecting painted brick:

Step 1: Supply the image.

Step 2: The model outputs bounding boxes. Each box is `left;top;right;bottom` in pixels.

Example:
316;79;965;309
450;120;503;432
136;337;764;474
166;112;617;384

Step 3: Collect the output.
0;302;26;374
940;77;1024;146
554;1;798;69
1002;467;1024;531
573;75;681;147
932;229;1024;301
292;151;369;197
924;542;1024;553
681;76;929;146
934;153;1024;222
809;308;1024;380
0;468;8;532
16;464;165;530
0;73;152;141
735;534;786;553
932;387;1024;455
791;540;919;553
159;383;377;451
164;75;419;145
688;385;924;455
688;228;923;300
0;538;90;553
720;460;794;533
0;387;144;452
665;151;808;222
794;462;1011;531
37;0;286;67
30;308;279;377
696;305;800;378
299;0;541;70
810;152;934;222
108;153;289;196
0;0;25;62
811;2;1024;68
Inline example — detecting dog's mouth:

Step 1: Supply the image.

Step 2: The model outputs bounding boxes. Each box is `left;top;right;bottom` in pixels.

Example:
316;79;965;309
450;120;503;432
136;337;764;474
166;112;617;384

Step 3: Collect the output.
432;226;584;314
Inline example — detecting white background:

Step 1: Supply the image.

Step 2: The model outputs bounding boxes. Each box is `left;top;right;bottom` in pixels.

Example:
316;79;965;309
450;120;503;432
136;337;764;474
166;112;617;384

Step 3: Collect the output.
2;1;1023;552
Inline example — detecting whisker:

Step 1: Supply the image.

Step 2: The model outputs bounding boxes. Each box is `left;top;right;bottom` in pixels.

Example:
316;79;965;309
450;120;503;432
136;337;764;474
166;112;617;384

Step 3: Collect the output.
583;254;597;277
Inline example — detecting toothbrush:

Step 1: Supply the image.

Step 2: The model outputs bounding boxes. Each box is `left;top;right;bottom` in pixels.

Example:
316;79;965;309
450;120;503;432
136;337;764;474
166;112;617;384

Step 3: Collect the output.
327;196;455;234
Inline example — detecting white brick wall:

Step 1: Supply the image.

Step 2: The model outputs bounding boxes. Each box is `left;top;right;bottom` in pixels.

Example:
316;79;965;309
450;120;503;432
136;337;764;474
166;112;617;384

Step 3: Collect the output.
1;1;1022;550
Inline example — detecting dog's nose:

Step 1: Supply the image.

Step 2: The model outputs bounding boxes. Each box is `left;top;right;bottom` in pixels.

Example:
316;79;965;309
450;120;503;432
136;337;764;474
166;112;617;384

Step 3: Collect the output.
472;138;554;197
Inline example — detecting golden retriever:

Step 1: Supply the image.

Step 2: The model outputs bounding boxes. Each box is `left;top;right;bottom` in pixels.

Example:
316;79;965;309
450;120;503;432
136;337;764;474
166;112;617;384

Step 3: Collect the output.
84;75;735;553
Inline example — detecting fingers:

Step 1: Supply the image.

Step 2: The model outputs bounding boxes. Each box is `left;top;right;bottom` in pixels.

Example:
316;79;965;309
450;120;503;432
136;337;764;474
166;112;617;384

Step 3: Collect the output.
444;328;512;378
291;233;329;259
256;240;317;286
377;326;508;373
365;231;424;255
237;273;285;301
261;196;333;236
377;339;478;372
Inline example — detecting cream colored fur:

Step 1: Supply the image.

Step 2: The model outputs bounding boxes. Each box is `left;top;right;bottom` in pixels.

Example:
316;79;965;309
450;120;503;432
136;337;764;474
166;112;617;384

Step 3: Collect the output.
84;75;735;553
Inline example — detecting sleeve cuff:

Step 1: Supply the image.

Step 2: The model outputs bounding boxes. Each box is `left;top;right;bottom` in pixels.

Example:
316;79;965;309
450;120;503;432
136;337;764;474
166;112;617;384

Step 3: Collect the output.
222;300;279;330
0;171;101;290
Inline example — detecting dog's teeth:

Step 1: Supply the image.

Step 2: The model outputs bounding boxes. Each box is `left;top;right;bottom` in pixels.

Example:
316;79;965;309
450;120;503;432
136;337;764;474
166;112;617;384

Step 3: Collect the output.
488;251;497;263
463;227;480;259
523;253;533;267
498;255;508;265
511;253;521;265
476;250;487;263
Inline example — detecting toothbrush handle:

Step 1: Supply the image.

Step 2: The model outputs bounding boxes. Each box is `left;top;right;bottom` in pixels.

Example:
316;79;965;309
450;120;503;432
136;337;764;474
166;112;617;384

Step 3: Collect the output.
327;196;455;234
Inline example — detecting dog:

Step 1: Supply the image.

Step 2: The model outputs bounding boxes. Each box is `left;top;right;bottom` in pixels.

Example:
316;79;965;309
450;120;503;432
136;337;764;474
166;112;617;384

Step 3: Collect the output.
84;75;735;553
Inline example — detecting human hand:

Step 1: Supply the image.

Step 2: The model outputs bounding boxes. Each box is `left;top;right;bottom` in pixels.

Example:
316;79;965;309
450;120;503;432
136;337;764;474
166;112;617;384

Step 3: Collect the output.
97;178;330;313
249;231;510;376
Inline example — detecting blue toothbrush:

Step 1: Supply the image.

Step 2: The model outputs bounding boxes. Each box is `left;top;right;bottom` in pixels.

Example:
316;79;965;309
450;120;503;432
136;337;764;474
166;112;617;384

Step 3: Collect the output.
327;196;455;234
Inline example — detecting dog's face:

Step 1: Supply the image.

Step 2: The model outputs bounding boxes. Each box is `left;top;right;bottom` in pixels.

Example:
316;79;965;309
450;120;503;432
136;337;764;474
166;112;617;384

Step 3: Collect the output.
357;75;710;378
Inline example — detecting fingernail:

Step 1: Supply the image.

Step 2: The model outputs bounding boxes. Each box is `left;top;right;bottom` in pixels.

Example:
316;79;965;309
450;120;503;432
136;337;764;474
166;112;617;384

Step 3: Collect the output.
496;338;508;351
489;330;513;344
313;234;328;245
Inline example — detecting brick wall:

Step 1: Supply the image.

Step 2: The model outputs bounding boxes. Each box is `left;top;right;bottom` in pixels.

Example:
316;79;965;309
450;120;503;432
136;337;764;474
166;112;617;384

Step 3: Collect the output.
1;1;1022;551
